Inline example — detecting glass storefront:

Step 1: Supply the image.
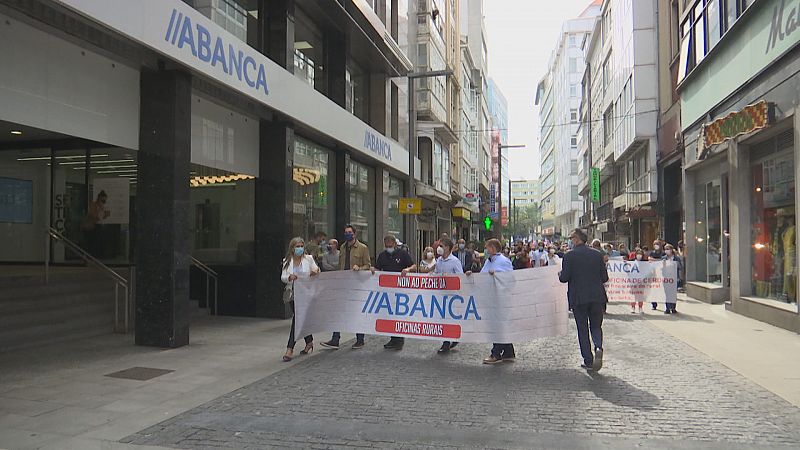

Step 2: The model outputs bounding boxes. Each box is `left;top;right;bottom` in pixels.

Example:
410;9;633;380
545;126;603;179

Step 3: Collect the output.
694;180;723;284
189;164;255;264
384;173;404;241
292;137;335;243
751;140;796;304
348;159;376;251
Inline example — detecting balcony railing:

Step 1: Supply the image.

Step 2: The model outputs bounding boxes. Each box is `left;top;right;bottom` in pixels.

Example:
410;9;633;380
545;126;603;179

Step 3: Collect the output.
579;212;592;228
596;202;613;222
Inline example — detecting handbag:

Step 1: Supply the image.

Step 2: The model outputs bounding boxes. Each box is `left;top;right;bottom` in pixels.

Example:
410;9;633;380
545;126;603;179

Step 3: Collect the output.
282;281;294;304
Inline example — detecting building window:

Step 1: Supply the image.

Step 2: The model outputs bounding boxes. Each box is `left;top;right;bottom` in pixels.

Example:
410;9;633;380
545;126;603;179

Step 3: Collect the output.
751;136;795;304
603;107;613;146
569;57;578;72
570;159;578;175
348;159;376;252
570;84;578;97
292;137;336;244
569;35;576;47
570;109;578;123
384;174;405;241
570;136;578;149
571;186;579;202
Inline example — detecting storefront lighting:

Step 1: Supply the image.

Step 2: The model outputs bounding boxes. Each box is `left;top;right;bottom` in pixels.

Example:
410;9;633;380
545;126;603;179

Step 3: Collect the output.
10;130;22;135
754;243;766;250
696;237;705;242
60;159;135;166
755;187;762;192
189;174;254;187
17;154;109;161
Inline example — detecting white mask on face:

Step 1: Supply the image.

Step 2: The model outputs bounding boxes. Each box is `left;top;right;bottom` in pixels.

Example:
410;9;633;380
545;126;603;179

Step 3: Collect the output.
654;245;661;251
436;246;445;256
426;252;434;259
636;254;643;261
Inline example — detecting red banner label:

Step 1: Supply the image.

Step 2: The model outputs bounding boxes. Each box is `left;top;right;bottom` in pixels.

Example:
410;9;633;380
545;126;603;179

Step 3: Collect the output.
378;274;461;290
375;319;462;339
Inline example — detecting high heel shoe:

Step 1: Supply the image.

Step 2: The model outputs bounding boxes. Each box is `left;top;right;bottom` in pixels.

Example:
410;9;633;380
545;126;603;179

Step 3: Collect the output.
282;349;293;362
300;343;314;355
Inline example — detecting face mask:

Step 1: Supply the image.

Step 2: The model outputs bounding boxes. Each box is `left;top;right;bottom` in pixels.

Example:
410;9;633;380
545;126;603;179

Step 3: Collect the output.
539;247;544;251
549;249;555;254
344;232;354;242
386;247;395;254
654;245;661;251
666;249;673;255
459;243;466;250
426;252;434;259
436;246;445;256
294;247;304;257
636;254;643;261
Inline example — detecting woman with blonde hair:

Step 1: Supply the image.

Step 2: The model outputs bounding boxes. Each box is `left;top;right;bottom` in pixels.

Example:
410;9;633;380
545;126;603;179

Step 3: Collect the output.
281;237;319;362
418;246;437;273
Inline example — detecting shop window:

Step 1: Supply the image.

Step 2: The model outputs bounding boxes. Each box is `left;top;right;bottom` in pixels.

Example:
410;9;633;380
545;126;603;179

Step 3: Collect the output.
348;160;376;252
292;137;335;246
384;174;405;242
751;143;796;304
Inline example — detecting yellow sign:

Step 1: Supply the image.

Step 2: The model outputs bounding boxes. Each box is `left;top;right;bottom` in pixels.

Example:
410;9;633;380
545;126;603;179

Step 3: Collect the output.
399;198;421;215
451;207;471;221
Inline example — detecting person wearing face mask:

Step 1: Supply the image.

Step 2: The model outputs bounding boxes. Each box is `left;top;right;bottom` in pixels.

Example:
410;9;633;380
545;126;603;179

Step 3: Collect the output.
281;237;320;362
530;242;545;267
305;231;327;265
466;238;515;364
648;240;665;311
321;239;340;272
418;246;437;273
453;238;474;273
542;245;561;266
320;225;371;350
663;244;681;314
432;238;464;353
630;249;647;314
618;243;630;261
369;235;416;350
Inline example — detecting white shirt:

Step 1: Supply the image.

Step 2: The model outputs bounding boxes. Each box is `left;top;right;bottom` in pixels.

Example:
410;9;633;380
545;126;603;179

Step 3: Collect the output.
281;255;319;283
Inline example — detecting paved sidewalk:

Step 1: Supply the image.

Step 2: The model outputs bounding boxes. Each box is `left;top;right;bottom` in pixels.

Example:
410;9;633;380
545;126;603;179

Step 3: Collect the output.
0;313;355;450
644;294;800;407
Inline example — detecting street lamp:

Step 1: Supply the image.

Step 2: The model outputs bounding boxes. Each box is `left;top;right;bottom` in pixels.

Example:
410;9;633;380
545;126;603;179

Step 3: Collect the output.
407;69;453;258
497;144;525;240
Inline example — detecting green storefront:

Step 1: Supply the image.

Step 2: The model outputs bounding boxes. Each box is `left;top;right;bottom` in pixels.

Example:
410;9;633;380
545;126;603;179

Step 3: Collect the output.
679;0;800;332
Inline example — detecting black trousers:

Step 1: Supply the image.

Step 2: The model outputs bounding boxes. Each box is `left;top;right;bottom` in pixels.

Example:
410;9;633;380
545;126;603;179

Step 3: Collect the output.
572;301;604;365
491;343;515;358
287;302;312;349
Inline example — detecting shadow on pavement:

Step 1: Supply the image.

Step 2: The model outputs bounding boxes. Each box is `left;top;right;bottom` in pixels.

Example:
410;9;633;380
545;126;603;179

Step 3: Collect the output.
585;372;662;411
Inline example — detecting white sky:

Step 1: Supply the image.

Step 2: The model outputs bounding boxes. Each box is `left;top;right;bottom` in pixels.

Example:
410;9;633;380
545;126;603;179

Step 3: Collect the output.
485;0;595;182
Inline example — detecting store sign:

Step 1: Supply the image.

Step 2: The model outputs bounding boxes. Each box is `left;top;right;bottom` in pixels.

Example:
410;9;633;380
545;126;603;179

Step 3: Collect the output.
452;207;471;221
701;101;775;153
54;0;409;173
165;8;268;95
489;184;496;213
398;198;421;215
590;167;600;202
766;0;800;54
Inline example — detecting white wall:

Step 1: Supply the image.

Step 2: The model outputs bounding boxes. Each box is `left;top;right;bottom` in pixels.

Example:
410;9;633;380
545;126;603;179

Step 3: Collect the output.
0;13;140;150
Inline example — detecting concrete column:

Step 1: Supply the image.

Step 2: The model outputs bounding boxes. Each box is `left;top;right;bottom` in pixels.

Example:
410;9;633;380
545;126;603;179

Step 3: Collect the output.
683;167;698;282
265;0;295;70
135;70;192;348
728;139;752;300
255;120;294;319
370;74;389;134
334;151;351;237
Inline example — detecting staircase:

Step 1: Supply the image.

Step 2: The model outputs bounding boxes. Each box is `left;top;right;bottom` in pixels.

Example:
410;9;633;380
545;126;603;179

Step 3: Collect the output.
0;267;122;353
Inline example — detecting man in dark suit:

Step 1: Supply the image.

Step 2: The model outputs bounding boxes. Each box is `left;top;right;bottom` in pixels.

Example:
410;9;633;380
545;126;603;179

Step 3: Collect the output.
559;228;609;372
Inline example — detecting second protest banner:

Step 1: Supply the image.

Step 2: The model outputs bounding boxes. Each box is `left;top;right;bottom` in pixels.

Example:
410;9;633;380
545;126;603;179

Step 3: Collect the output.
293;266;569;343
604;260;678;304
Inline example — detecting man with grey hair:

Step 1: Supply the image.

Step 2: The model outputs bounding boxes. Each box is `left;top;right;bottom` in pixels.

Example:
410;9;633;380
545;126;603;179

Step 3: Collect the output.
559;228;609;372
321;239;340;272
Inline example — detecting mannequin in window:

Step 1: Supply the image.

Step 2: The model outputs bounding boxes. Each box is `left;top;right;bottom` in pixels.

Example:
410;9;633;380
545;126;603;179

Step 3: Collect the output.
780;210;796;303
771;213;786;298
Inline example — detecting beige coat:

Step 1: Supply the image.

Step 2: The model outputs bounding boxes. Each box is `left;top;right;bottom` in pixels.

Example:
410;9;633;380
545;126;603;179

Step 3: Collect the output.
339;239;371;270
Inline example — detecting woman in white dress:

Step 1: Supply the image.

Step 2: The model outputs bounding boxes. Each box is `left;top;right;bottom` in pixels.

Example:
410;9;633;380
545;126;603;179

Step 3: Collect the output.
281;237;320;362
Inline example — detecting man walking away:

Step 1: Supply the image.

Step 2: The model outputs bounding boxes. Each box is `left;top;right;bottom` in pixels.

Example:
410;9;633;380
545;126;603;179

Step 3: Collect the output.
559;228;608;372
370;235;416;350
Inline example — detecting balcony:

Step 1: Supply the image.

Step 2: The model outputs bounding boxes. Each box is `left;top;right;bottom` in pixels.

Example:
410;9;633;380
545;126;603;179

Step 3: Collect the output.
415;181;450;202
577;169;589;195
579;212;592;228
614;171;656;210
596;202;613;222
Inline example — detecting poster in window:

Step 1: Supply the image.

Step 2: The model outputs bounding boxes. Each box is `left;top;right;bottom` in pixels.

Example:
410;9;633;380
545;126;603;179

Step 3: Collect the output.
91;178;130;224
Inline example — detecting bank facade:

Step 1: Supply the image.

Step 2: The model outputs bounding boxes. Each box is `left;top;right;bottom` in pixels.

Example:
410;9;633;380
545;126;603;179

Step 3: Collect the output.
679;0;800;331
0;0;415;348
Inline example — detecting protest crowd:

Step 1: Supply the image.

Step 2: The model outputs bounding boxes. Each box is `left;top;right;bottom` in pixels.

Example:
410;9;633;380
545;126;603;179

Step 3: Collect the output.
280;225;686;373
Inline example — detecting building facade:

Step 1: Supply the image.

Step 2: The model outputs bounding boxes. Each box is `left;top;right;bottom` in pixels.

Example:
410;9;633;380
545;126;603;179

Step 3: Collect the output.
488;78;510;233
678;0;800;332
511;179;541;207
577;0;659;247
0;0;414;347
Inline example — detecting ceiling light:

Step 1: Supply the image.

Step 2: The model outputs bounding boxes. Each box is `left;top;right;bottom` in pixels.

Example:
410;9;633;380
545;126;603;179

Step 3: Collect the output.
10;130;22;135
294;41;313;50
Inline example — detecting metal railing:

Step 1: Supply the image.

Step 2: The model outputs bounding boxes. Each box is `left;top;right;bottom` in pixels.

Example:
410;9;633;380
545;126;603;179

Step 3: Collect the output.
191;256;219;315
46;227;129;333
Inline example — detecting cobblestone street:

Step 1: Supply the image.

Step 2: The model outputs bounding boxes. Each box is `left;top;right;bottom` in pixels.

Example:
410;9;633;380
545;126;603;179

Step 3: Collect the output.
123;303;800;449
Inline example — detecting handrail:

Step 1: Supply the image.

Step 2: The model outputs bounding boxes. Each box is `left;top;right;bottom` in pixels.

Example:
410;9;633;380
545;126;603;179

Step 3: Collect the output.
190;256;219;315
46;227;129;333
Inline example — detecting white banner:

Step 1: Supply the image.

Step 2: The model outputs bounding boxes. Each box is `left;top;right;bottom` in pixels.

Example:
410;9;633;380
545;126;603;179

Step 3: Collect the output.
293;266;569;343
604;261;678;304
